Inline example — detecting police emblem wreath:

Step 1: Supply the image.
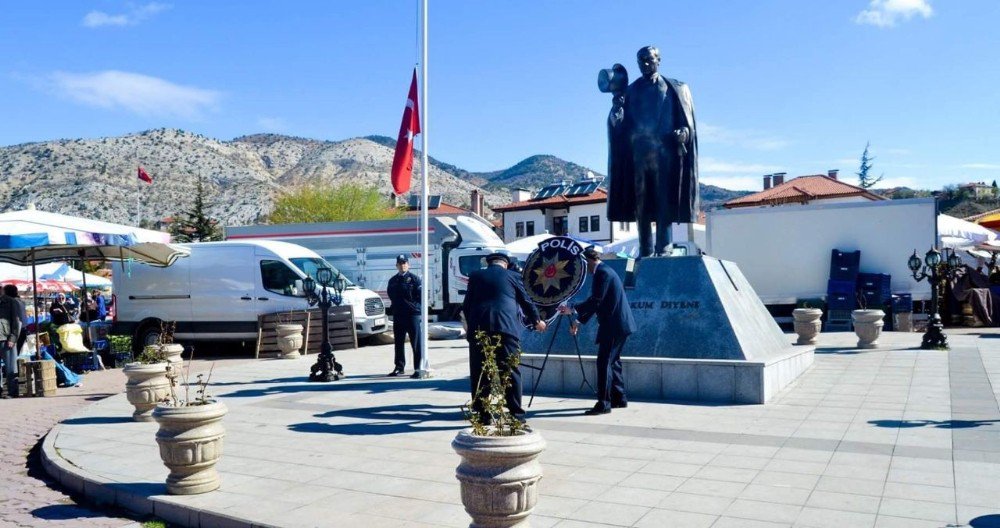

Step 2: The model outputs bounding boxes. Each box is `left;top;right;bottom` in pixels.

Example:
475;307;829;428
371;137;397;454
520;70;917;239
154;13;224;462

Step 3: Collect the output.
522;236;588;310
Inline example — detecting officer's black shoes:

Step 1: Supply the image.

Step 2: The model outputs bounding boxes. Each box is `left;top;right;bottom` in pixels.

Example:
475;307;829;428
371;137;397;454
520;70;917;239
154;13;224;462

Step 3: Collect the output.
611;401;628;409
387;369;404;377
409;372;421;379
584;404;611;416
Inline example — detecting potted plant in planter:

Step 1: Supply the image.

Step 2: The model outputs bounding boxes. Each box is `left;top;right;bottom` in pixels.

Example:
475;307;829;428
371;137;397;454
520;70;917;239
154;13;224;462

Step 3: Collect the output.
123;345;170;422
151;321;184;366
452;332;545;528
792;299;823;345
152;352;227;495
851;295;885;349
275;312;304;360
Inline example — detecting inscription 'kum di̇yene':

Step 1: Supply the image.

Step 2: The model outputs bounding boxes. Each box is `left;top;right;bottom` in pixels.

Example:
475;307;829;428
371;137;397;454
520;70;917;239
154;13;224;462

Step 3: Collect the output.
630;300;700;310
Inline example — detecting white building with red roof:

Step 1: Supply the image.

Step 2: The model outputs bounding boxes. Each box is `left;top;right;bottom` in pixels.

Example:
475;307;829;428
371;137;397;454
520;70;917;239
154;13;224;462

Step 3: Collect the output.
723;170;885;209
492;177;636;243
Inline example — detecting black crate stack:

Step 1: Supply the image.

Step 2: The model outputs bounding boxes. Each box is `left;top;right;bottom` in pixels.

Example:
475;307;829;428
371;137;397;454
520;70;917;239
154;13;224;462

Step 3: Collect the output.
857;272;892;330
826;250;860;331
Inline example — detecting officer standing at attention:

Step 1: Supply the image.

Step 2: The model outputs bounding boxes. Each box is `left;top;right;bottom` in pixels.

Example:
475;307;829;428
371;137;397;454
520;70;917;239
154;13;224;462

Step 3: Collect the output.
559;246;636;415
463;252;546;423
387;254;425;379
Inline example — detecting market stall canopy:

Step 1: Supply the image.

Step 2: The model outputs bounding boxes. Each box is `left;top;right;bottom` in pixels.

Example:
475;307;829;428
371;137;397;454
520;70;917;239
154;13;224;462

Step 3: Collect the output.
0;206;170;244
0;242;190;267
939;214;998;246
38;262;112;287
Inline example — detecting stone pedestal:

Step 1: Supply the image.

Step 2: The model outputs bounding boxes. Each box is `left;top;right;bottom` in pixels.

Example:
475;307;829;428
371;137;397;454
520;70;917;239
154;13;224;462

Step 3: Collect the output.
521;256;813;403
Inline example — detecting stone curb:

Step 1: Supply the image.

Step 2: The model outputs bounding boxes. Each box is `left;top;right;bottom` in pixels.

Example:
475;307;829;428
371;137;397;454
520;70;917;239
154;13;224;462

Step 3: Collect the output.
41;414;275;528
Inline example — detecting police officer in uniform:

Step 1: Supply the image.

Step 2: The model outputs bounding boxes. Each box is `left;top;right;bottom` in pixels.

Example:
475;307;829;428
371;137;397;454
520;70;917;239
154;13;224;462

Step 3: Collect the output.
463;252;546;422
559;246;636;415
387;254;424;378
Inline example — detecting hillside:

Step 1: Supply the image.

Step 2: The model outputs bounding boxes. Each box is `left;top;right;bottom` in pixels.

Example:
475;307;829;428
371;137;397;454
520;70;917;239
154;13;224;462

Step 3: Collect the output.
0;129;752;228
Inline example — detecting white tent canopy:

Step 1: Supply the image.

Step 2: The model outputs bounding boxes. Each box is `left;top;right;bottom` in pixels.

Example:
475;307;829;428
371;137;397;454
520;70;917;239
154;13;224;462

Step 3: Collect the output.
1;261;113;288
505;234;599;260
0;206;169;244
938;214;997;246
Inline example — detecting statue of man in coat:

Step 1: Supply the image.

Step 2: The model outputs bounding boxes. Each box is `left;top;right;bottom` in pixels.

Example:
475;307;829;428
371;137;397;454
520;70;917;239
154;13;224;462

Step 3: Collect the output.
601;45;699;257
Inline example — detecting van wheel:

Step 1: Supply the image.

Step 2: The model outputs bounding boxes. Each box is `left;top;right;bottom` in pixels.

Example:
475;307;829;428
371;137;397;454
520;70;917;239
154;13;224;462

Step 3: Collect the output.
132;321;162;354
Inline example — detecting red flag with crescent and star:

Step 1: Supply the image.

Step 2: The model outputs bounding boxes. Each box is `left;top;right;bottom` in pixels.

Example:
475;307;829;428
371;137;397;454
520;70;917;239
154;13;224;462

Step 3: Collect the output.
137;166;153;184
390;69;421;195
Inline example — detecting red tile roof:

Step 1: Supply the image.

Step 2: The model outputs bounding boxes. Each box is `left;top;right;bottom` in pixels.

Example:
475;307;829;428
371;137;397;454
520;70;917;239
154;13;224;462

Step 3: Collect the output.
403;202;471;216
723;175;885;209
493;188;609;212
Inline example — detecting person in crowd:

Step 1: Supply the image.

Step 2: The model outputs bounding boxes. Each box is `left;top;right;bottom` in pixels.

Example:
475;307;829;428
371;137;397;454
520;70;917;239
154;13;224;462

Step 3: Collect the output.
90;289;107;322
463;251;546;423
386;254;424;379
3;285;28;357
0;284;24;398
63;293;79;320
50;293;71;326
559;246;636;415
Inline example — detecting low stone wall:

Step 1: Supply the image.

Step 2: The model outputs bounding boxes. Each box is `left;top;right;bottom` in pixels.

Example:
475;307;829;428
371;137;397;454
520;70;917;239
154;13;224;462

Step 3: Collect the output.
522;345;814;404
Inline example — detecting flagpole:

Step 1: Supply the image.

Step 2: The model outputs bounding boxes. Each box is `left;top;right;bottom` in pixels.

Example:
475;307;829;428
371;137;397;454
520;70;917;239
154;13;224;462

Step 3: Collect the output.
418;0;430;376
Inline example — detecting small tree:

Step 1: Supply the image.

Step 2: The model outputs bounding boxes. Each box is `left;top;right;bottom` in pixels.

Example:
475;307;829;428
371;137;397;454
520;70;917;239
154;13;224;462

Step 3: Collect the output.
857;141;883;189
269;182;403;224
170;176;222;243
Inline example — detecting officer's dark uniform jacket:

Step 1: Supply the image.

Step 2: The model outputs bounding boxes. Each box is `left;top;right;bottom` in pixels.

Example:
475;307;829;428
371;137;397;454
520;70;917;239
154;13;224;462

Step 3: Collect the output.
463;264;540;338
574;263;636;344
387;271;421;316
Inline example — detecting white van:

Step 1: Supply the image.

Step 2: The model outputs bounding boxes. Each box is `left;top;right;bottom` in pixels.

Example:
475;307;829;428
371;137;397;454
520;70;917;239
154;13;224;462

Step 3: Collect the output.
112;240;387;351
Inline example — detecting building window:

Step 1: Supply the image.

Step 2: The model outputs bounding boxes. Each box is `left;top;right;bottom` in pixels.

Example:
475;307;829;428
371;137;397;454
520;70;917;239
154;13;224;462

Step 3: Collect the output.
579;216;589;233
553;216;567;236
619;222;629;231
590;215;600;232
515;222;524;238
526;221;535;236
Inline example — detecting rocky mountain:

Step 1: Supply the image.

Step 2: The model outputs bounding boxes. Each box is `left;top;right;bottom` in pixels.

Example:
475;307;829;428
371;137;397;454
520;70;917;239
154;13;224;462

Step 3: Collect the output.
0;129;750;228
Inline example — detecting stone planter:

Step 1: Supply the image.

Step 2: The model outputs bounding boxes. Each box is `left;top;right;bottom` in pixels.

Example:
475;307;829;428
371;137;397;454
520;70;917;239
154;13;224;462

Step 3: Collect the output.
143;344;183;366
452;428;546;528
161;344;184;365
792;308;823;345
275;324;304;359
123;362;171;422
852;309;885;349
152;400;227;495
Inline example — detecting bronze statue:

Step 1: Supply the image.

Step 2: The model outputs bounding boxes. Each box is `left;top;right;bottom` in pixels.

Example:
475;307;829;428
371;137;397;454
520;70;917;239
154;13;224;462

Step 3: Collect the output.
600;46;698;257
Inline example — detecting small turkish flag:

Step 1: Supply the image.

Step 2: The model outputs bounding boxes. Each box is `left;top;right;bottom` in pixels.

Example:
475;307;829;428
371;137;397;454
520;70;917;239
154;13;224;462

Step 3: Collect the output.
391;69;421;195
137;166;153;184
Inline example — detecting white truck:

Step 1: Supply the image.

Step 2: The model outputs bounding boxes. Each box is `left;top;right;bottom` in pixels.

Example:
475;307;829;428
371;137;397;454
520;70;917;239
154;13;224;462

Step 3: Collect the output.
705;197;936;309
112;240;388;351
225;215;506;320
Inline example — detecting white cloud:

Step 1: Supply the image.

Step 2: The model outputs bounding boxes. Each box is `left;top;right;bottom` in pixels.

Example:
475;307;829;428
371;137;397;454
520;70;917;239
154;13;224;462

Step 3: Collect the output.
699;123;789;151
855;0;933;28
48;70;220;120
82;2;170;28
961;163;1000;170
257;117;288;132
875;176;919;188
700;157;782;174
700;175;767;191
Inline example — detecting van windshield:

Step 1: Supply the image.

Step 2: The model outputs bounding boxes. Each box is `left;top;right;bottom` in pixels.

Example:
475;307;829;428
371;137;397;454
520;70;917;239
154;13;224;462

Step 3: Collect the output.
290;258;354;287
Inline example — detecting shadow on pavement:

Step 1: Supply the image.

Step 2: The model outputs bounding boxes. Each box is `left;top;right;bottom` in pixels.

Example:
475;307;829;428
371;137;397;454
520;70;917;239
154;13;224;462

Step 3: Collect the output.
289;403;466;436
219;376;469;399
868;419;999;429
30;504;119;522
971;515;1000;528
61;416;134;425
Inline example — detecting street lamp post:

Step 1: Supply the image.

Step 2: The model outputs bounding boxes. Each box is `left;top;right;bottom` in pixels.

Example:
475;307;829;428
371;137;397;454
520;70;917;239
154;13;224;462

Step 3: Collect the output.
303;266;347;382
908;247;962;350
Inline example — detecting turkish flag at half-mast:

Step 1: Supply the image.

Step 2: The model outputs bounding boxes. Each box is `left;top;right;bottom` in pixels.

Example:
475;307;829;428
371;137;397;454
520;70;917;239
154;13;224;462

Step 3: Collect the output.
391;69;421;195
137;166;153;184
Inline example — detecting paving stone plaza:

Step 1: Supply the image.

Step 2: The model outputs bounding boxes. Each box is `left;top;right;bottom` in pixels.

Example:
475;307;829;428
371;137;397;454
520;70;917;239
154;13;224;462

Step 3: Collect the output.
32;329;1000;527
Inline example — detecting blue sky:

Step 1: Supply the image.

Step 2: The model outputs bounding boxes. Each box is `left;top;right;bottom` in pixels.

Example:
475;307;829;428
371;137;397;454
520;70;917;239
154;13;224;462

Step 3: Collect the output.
2;0;998;191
